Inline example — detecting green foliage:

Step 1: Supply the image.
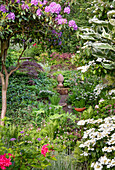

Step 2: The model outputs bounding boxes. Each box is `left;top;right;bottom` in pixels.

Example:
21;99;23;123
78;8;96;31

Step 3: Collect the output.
39;112;79;151
93;98;115;119
45;151;77;170
82;106;94;120
67;74;102;108
73;141;87;164
49;94;61;105
0;123;60;169
0;71;58;125
79;0;115;76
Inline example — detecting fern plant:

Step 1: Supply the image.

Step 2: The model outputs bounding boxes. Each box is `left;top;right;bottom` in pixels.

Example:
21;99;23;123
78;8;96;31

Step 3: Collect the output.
48;95;61;105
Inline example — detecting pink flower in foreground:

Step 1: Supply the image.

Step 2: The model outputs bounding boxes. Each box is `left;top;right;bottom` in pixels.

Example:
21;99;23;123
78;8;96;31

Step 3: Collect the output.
41;144;49;157
0;154;13;170
33;43;36;46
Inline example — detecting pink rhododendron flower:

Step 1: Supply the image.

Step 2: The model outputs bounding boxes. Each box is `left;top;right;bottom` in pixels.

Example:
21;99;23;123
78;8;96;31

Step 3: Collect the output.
31;0;38;6
55;14;62;21
49;2;57;7
42;0;47;5
50;4;61;14
21;4;29;10
45;6;50;13
45;2;61;14
16;0;20;3
7;12;15;20
0;5;8;13
69;20;78;30
41;144;49;157
69;20;76;27
57;18;67;25
36;8;42;16
64;7;70;14
38;0;43;5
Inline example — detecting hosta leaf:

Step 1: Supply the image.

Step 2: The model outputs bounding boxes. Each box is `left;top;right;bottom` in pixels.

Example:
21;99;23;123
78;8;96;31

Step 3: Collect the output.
102;62;115;70
89;18;108;25
80;35;95;40
92;53;105;58
92;43;115;51
109;19;115;26
107;10;115;18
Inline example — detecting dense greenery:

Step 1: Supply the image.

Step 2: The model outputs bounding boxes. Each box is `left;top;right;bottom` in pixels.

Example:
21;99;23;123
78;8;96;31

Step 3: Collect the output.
0;0;115;170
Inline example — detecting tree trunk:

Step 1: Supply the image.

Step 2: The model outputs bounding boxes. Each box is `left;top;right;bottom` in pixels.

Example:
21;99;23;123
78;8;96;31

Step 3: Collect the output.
0;39;26;126
0;73;9;126
1;89;7;126
0;39;9;126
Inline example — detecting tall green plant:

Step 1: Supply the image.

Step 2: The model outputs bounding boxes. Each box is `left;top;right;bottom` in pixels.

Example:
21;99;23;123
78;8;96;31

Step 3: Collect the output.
79;0;115;75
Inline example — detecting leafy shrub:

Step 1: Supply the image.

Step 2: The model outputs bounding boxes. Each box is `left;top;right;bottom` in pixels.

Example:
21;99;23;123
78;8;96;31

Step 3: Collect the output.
77;114;115;170
67;75;103;108
79;0;115;76
48;95;61;105
0;124;58;169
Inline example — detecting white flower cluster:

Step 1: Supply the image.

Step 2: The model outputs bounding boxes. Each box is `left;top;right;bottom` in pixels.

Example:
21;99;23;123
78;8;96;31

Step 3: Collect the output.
93;84;106;96
77;65;90;73
77;60;95;73
106;133;115;145
78;115;115;169
91;156;115;169
102;146;115;152
96;57;111;63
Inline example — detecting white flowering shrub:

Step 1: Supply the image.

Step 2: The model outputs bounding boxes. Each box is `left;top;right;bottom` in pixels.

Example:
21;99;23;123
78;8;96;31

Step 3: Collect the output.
77;115;115;170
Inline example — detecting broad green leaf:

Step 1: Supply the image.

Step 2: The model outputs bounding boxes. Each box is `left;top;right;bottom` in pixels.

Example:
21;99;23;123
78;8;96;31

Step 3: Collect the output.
109;19;115;26
92;43;115;51
102;62;115;70
89;18;108;25
80;35;95;40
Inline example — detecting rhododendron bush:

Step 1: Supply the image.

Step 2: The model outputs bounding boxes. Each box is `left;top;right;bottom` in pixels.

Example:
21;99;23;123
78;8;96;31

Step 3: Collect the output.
0;0;78;125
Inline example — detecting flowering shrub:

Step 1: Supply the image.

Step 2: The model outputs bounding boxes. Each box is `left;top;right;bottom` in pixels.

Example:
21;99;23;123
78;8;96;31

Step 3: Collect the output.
0;153;14;170
41;144;49;157
77;115;115;170
0;124;58;169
